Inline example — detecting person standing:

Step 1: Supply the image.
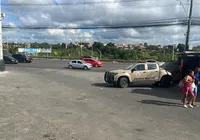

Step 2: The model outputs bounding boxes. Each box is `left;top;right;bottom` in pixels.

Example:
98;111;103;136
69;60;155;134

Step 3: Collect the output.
192;67;200;106
181;70;195;108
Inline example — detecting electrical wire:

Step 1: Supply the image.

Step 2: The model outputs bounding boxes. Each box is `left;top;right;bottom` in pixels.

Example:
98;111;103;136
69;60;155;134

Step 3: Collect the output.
2;0;149;6
2;22;189;29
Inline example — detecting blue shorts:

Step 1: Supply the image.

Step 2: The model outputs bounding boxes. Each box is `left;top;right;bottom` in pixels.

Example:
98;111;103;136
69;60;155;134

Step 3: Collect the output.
193;87;198;96
193;84;200;96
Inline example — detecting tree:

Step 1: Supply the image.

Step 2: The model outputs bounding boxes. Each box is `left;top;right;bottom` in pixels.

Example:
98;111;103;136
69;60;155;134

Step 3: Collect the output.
31;42;39;48
7;46;18;54
39;42;50;48
177;44;185;52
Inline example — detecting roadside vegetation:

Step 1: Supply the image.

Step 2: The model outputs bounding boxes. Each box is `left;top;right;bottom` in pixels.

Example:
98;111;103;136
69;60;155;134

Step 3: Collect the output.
4;42;189;61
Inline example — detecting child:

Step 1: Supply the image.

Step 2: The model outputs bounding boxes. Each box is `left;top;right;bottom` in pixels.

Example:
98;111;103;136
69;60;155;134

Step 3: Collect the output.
181;70;195;108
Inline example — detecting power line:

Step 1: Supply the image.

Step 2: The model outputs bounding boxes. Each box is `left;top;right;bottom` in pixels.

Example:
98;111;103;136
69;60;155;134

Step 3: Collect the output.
2;17;189;28
2;22;189;29
2;0;149;6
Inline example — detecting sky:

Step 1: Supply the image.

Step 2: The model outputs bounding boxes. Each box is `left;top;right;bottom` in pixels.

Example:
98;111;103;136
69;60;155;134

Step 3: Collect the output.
1;0;200;46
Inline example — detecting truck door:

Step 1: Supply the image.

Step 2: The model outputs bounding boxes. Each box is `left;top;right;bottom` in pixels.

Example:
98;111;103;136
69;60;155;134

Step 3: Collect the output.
146;63;159;82
131;64;147;81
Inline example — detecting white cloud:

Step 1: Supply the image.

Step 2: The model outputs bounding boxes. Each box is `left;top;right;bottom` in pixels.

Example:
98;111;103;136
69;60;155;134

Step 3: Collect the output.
1;0;200;46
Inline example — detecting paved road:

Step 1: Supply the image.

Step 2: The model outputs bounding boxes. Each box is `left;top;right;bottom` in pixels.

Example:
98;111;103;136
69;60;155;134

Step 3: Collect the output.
1;66;200;140
6;59;128;72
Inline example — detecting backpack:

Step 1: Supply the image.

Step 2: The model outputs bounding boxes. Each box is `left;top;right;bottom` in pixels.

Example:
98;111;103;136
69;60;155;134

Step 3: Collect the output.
178;80;184;88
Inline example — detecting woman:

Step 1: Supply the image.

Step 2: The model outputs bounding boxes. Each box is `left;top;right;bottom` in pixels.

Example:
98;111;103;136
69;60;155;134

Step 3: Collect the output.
181;70;195;108
192;67;200;106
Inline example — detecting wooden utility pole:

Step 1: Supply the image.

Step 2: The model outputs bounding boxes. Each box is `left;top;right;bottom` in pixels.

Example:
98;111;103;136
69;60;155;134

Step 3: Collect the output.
185;0;193;51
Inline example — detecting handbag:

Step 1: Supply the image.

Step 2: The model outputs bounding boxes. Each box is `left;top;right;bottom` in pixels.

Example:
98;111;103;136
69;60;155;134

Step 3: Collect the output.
192;82;196;89
178;80;184;88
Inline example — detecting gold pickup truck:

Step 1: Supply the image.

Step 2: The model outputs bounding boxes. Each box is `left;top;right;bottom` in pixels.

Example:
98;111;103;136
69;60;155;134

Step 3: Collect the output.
104;62;172;88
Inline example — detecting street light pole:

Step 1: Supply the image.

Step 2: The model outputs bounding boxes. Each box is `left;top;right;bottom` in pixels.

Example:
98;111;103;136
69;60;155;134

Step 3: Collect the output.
185;0;193;51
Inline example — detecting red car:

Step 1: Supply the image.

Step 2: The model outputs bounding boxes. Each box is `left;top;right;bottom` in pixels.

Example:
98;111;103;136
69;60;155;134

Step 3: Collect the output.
82;58;103;67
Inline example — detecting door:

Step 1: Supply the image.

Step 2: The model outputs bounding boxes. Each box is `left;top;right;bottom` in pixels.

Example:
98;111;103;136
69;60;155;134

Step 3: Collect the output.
131;64;147;82
71;60;77;68
77;61;84;68
146;63;159;82
88;59;95;66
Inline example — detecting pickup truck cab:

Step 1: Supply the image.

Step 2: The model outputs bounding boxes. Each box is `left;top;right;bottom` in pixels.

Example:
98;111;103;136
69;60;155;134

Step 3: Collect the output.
104;62;172;88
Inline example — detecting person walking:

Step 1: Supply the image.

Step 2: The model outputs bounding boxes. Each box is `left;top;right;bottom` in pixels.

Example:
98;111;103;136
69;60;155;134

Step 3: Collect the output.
181;70;195;108
192;67;200;106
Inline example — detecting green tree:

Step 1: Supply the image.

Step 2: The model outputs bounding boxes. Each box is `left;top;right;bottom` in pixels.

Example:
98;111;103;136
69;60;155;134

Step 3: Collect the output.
177;44;185;52
39;42;50;48
7;46;18;54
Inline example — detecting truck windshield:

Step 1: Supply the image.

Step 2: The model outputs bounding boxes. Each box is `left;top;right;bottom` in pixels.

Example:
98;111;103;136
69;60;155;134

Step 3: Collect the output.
123;63;136;70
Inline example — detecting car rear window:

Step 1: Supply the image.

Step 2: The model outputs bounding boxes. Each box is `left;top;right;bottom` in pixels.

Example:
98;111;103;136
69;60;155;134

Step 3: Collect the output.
71;61;76;63
134;64;145;71
148;64;157;70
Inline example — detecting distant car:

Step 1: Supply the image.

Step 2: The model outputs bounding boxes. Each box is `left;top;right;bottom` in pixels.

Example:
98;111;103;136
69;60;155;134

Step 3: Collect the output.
12;54;32;63
82;58;103;67
68;60;92;70
81;56;95;60
3;55;18;64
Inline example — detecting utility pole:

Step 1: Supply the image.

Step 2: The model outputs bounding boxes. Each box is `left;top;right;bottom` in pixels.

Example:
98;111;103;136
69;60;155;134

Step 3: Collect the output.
172;44;175;61
0;0;2;60
185;0;193;51
80;35;82;56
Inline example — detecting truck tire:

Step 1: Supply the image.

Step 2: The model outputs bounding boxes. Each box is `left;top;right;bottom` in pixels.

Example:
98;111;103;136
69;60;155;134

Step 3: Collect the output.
117;77;129;88
160;76;172;88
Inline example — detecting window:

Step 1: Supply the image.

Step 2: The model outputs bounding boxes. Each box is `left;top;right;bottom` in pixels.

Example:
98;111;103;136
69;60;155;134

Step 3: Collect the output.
78;61;82;64
71;61;76;63
148;64;157;70
134;64;145;71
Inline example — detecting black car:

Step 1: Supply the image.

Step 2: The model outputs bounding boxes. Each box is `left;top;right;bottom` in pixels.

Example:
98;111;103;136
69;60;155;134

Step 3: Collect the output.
3;55;18;64
12;54;32;63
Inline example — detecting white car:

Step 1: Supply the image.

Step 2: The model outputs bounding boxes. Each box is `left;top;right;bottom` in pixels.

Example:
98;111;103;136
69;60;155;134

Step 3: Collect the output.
68;60;92;70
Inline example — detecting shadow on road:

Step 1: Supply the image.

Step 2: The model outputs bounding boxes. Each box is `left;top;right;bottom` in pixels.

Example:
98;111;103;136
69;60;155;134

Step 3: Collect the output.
62;67;108;72
132;87;184;101
138;100;182;107
91;83;115;88
92;83;156;88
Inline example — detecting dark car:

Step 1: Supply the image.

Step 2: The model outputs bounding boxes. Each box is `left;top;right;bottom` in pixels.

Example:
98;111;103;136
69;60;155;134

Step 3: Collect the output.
81;56;95;59
3;55;18;64
0;59;5;71
12;54;32;63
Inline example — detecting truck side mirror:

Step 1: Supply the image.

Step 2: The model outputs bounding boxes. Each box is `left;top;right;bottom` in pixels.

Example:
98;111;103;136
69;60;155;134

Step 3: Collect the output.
131;68;135;73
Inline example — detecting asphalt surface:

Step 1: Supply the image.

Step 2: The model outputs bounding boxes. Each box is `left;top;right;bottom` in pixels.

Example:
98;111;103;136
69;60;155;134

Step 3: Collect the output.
6;59;128;72
1;59;200;140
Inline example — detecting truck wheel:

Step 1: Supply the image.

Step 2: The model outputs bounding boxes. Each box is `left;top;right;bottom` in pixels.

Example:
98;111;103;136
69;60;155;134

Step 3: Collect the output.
118;77;129;88
160;76;172;88
153;81;160;86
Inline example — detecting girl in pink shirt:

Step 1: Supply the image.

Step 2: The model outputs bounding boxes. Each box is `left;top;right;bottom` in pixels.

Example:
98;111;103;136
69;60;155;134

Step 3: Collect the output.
181;70;195;108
